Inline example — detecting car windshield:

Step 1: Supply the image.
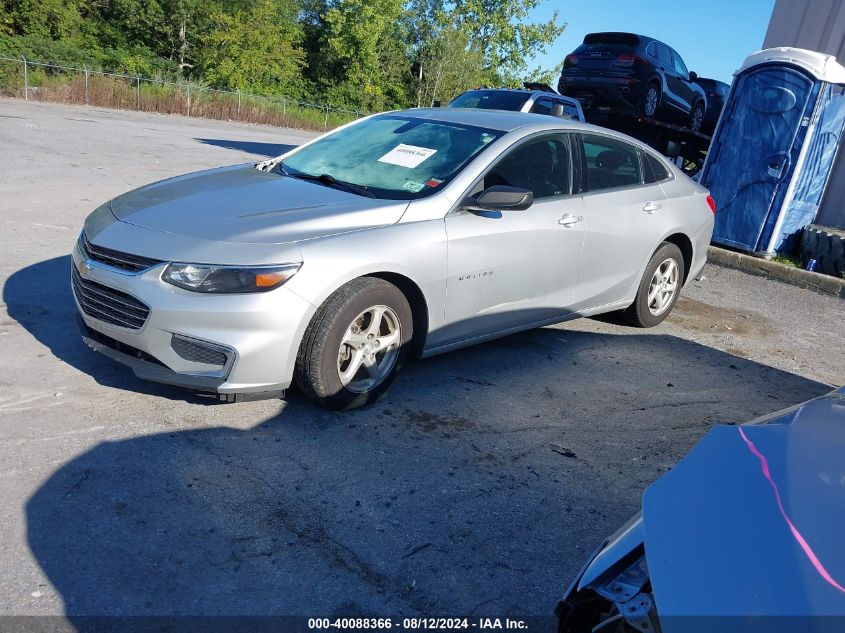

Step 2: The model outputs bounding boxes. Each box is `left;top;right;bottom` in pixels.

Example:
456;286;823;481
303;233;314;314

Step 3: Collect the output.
278;115;503;200
447;90;529;112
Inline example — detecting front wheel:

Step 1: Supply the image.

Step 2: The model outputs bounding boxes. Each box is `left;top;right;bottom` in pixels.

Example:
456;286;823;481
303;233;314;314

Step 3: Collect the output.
294;277;413;410
623;242;685;328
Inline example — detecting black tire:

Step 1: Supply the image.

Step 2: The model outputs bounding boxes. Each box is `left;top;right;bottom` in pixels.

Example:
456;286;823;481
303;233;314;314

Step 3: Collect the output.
623;242;685;328
641;83;660;117
294;277;413;410
689;101;705;132
801;224;845;276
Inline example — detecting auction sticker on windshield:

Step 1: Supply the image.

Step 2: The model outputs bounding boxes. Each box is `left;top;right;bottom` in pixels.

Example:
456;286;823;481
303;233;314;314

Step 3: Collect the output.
378;144;437;168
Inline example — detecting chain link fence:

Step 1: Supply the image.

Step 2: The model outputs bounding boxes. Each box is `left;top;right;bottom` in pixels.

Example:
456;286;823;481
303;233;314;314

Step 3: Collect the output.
0;55;365;132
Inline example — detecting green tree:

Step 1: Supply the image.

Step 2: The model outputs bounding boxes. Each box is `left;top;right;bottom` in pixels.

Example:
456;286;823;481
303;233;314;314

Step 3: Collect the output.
322;0;405;110
376;16;413;108
3;0;82;39
0;0;565;113
450;0;565;84
159;0;215;70
408;0;564;105
415;25;486;106
93;0;168;56
0;2;14;35
525;61;563;87
198;0;304;94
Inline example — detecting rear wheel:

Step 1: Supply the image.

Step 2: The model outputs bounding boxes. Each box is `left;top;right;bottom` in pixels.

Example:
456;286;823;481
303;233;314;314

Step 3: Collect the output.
295;277;413;410
623;242;685;328
641;83;660;117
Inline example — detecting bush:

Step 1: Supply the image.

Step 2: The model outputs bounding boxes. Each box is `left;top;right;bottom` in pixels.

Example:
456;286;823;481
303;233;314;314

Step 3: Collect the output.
0;57;24;96
0;33;96;68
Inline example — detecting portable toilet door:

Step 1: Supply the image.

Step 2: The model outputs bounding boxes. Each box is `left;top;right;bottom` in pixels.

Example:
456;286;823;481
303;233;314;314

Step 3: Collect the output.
700;48;845;255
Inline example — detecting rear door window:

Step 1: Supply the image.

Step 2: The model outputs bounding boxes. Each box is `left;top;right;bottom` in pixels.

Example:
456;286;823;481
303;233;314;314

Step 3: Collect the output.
580;134;643;191
642;152;671;183
530;99;554;115
552;98;581;120
672;50;689;77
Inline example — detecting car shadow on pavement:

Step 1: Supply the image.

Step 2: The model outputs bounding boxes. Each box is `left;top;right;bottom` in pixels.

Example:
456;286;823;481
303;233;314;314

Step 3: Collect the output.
194;138;297;158
20;292;832;623
3;255;218;403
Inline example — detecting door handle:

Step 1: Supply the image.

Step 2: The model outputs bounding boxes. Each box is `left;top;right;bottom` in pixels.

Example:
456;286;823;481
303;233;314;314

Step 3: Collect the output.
559;214;583;226
643;202;662;214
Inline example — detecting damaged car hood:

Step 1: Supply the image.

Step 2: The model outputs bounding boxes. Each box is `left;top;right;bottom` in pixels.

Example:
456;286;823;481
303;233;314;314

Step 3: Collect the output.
643;387;845;626
108;164;409;245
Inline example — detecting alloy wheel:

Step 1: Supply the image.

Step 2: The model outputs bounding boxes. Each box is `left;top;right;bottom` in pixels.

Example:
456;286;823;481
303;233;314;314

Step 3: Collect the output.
644;86;659;117
647;258;679;316
337;305;401;393
691;104;704;132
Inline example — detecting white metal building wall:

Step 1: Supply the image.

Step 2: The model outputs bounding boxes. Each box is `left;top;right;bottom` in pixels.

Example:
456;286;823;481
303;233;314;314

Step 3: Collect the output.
764;0;845;227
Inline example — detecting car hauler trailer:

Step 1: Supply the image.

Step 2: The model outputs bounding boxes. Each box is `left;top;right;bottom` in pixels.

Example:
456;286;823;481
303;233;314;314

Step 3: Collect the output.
604;115;712;175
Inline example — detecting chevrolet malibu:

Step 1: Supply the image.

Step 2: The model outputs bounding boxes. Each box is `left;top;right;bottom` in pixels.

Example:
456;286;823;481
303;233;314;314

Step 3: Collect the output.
72;109;715;409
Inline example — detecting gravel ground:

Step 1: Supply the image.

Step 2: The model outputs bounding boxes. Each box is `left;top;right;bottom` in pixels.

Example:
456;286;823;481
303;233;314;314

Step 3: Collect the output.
0;99;842;623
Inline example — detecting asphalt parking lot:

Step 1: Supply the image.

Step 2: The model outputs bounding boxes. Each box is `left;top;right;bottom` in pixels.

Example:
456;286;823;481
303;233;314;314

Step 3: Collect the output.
1;99;843;621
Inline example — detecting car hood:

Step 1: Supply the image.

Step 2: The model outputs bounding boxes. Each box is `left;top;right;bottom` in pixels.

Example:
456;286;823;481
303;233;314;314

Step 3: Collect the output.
643;387;845;625
109;164;409;245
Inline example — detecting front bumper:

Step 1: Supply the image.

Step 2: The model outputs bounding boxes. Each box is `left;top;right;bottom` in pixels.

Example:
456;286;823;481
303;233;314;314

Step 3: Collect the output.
71;245;315;397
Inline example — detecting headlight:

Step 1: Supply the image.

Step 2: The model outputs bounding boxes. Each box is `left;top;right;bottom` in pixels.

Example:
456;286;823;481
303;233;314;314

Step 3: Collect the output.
162;263;301;293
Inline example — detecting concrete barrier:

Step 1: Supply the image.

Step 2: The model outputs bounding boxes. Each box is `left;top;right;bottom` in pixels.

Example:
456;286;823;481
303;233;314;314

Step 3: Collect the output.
707;246;845;299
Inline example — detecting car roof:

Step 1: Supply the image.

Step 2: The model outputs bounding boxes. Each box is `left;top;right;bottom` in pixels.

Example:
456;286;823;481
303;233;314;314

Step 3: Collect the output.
391;107;628;137
387;107;525;131
455;87;555;98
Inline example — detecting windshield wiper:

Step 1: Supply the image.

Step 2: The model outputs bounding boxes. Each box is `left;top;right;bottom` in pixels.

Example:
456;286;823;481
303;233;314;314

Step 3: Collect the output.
278;164;375;198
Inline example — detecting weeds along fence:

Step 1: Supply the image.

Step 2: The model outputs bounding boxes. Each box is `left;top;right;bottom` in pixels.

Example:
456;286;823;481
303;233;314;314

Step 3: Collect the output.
0;56;364;132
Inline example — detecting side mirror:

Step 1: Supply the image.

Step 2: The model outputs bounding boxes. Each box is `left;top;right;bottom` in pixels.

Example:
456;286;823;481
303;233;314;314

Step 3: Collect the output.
432;100;442;107
463;185;534;211
551;103;565;118
689;71;698;82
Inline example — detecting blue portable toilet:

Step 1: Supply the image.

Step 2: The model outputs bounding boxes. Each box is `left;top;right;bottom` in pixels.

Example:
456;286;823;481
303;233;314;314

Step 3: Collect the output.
701;47;845;256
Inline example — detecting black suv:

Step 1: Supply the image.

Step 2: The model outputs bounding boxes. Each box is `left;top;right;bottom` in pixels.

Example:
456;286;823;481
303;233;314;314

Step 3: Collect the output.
558;32;707;132
693;77;730;134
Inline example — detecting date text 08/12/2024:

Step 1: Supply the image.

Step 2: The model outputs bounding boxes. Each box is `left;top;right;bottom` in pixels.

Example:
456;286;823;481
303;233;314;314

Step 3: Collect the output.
308;618;530;630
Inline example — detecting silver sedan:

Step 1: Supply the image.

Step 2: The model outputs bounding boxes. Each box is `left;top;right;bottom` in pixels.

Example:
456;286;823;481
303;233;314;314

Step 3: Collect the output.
72;109;715;409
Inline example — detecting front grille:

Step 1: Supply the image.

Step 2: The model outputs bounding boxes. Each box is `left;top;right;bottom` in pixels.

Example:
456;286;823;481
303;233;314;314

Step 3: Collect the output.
78;233;162;273
71;264;151;330
79;319;167;367
171;335;228;367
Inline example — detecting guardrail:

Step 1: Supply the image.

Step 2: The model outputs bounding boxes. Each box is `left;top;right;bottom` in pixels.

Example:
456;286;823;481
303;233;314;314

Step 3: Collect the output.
0;55;366;132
